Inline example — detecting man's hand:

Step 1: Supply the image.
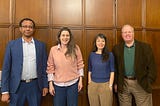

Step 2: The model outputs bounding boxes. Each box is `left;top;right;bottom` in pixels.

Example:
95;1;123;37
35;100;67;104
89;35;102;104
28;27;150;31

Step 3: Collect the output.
42;88;48;96
1;93;10;103
114;84;117;93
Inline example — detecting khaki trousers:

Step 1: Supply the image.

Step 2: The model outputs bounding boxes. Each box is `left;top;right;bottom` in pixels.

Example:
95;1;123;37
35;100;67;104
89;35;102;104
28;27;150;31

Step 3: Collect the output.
88;81;113;106
118;79;152;106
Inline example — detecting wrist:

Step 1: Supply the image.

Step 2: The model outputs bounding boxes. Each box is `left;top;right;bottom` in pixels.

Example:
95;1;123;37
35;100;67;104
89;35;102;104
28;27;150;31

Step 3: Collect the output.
49;81;53;85
109;84;113;87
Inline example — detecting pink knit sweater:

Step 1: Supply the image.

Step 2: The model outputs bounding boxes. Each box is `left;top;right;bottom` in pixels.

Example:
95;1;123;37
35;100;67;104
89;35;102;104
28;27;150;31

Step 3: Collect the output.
47;44;84;83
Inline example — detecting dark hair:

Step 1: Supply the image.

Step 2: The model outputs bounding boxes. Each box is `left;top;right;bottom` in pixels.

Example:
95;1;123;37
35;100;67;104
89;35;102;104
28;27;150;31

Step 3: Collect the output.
19;18;35;28
92;33;109;62
57;27;77;59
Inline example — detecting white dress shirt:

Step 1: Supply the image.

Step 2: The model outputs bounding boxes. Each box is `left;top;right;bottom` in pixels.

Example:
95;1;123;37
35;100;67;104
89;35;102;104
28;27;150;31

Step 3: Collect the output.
21;38;37;80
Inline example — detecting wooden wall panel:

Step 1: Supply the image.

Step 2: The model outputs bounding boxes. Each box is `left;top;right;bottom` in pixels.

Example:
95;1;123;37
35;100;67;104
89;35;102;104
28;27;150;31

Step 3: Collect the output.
0;0;10;24
146;31;160;87
14;27;21;39
34;28;52;53
41;95;53;106
51;0;82;26
0;28;9;69
117;0;142;27
71;30;83;51
146;0;160;28
0;100;7;106
152;89;160;106
15;0;49;25
85;0;114;26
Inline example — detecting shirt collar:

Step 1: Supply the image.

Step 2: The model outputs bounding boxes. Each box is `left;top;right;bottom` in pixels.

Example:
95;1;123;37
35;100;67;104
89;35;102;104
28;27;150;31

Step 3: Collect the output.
22;37;34;44
124;43;135;48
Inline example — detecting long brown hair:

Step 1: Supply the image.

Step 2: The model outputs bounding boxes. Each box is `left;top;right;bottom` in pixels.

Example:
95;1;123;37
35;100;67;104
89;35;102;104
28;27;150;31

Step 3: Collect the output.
57;27;77;59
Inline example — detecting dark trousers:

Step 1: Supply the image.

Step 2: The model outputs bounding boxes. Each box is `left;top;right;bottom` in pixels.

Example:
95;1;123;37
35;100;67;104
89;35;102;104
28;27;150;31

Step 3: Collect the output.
9;79;41;106
53;81;78;106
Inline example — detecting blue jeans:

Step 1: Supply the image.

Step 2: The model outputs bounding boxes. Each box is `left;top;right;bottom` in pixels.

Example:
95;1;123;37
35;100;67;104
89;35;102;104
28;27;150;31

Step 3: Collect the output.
53;81;78;106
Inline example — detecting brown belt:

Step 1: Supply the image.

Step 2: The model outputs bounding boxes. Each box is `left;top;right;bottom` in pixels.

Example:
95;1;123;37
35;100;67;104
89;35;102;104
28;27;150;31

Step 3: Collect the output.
21;78;37;83
124;76;136;80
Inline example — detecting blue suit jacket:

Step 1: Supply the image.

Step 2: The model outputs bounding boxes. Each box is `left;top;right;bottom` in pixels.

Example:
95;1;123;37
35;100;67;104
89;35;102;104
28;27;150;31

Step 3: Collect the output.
1;38;48;93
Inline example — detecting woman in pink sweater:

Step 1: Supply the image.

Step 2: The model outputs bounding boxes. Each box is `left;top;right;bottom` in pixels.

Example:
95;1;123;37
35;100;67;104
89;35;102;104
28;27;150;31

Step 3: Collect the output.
47;27;84;106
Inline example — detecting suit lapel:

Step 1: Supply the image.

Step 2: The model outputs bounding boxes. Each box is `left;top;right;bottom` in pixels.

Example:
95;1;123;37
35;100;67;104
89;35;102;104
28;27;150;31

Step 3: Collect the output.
17;38;23;63
119;43;125;72
134;41;139;72
34;39;39;68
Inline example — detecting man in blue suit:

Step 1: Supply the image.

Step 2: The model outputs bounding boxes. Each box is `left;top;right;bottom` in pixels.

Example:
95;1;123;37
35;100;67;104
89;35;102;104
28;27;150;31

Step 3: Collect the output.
1;18;48;106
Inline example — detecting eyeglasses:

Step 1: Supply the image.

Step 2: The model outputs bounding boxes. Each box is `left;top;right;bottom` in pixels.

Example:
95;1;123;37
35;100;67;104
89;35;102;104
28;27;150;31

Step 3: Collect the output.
21;25;34;29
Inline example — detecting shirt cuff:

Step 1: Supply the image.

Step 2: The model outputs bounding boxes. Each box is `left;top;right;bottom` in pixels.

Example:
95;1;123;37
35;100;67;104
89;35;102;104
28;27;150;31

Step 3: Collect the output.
78;68;84;76
47;73;54;81
2;92;9;94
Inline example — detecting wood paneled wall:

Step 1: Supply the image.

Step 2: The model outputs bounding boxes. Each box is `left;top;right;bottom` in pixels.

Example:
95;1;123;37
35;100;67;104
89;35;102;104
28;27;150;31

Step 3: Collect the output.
0;0;160;106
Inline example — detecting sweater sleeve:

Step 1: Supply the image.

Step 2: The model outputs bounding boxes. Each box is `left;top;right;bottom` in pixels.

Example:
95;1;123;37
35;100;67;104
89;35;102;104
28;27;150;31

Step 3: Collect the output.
88;53;92;72
46;47;55;74
109;52;115;72
76;45;84;70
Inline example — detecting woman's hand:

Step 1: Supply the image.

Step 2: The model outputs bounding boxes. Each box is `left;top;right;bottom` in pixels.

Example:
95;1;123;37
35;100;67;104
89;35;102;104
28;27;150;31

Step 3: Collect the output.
78;77;83;92
49;81;55;96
